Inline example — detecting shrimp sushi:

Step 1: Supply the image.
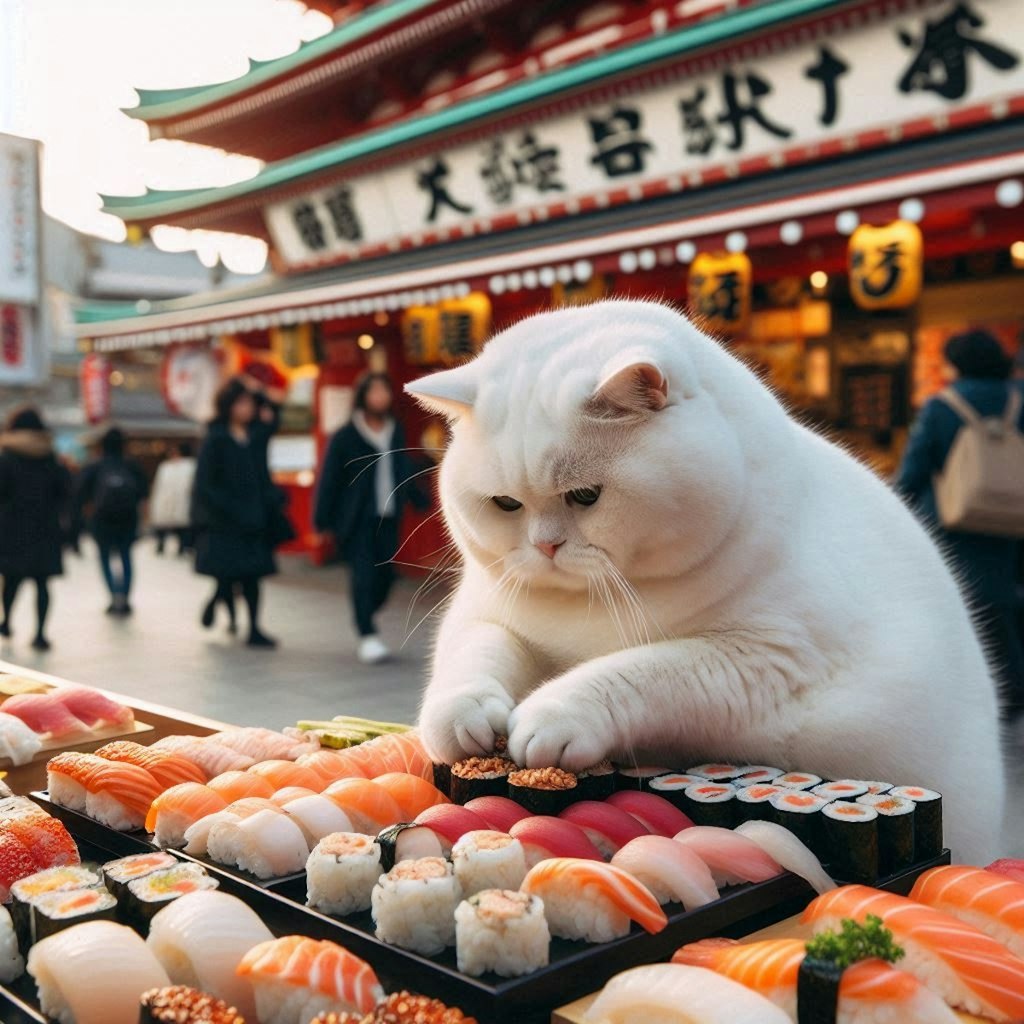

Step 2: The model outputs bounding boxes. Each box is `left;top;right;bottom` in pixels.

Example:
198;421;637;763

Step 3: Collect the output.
611;836;719;909
509;815;604;867
605;791;694;837
27;920;171;1024
372;857;463;954
0;711;42;766
452;830;528;896
206;770;275;803
373;772;449;819
559;801;649;857
280;794;354;846
95;740;206;789
207;807;309;879
463;796;530;832
455;889;549;977
306;832;384;916
153;736;254;776
4;693;89;739
323;778;403;834
673;826;783;888
520;858;667;941
803;884;1024;1021
247;759;324;792
735;820;836;895
585;963;804;1024
674;937;958;1024
237;935;384;1024
909;864;1024;958
55;687;134;730
145;889;273;1020
145;784;228;848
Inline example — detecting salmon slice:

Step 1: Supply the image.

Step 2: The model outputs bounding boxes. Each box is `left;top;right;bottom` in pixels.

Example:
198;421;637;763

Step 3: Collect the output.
295;750;357;787
803;884;1024;1021
145;783;227;833
95;740;207;789
246;760;324;792
49;752;161;818
237;935;383;1013
322;778;403;833
372;772;449;819
206;771;275;803
910;865;1024;959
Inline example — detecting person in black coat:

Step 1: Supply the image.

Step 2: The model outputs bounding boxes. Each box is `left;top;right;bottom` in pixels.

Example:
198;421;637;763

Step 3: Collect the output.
193;378;281;648
0;407;71;650
314;372;428;663
77;426;148;617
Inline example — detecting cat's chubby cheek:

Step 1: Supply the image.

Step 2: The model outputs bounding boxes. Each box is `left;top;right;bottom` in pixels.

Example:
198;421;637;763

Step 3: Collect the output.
418;680;516;763
507;691;614;770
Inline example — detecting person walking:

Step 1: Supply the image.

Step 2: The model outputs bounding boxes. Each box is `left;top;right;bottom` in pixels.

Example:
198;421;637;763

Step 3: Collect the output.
77;427;148;616
149;441;197;555
896;329;1024;711
0;407;71;650
314;372;427;664
193;378;281;648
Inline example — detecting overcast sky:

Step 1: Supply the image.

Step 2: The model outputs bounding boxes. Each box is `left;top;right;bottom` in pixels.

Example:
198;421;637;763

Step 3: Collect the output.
0;0;330;269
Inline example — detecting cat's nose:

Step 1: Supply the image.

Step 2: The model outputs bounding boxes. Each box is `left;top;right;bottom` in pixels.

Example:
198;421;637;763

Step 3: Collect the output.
536;541;563;559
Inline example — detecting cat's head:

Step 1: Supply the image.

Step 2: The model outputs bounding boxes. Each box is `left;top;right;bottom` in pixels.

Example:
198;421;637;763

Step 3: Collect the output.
407;300;759;592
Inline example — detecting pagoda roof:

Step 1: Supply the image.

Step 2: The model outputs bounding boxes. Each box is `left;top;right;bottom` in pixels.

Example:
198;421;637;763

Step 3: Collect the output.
104;0;844;225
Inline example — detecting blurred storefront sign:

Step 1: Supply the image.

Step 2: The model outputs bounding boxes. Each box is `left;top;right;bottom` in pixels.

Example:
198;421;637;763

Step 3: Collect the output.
264;0;1023;270
80;353;111;425
848;221;924;310
688;251;752;335
400;292;491;366
160;344;221;422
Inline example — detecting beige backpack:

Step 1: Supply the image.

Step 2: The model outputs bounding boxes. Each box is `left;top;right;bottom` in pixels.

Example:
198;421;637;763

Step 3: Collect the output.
933;386;1024;537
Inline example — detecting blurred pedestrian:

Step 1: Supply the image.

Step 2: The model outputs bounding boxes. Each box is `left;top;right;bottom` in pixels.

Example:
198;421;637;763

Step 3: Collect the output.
150;440;197;555
77;427;148;616
896;329;1024;710
0;407;71;650
193;378;280;648
314;372;427;663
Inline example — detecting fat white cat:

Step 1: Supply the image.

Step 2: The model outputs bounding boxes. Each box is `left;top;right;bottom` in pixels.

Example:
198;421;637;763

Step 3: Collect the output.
407;299;1004;864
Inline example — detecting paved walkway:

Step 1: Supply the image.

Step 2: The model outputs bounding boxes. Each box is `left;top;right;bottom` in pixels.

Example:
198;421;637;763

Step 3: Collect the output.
0;540;437;729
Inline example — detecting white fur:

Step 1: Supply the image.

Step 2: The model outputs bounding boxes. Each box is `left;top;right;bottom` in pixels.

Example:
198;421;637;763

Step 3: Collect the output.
407;300;1005;865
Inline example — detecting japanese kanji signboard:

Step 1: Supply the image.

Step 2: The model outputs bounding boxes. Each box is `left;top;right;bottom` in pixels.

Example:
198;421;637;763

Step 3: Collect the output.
848;221;925;310
688;252;753;334
265;0;1022;269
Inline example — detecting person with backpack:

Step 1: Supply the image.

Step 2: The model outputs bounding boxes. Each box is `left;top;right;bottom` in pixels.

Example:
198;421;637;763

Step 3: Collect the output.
77;426;148;616
0;407;72;650
896;329;1024;710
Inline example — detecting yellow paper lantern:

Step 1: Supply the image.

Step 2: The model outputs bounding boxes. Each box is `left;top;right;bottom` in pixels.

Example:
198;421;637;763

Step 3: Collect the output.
687;252;752;335
438;292;492;365
848;221;923;310
401;306;441;365
552;274;608;307
270;323;315;368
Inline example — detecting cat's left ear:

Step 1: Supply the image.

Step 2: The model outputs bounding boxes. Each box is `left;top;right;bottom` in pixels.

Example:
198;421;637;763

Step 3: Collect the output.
405;365;477;420
587;355;668;419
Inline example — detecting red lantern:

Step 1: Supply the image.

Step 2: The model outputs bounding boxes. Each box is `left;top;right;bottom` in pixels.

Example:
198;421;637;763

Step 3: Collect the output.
80;353;111;425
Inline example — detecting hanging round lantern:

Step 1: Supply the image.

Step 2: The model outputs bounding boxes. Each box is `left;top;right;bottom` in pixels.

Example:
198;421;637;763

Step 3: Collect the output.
848;220;923;310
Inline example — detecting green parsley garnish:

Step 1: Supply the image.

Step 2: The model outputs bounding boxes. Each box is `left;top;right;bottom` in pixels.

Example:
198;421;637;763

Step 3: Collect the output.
804;915;905;969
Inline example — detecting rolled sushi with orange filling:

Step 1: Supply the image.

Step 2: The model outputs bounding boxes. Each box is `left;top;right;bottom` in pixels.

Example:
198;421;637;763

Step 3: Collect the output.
821;801;879;884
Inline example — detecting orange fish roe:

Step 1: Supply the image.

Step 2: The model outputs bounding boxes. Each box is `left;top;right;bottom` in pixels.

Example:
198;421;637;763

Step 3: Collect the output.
312;991;478;1024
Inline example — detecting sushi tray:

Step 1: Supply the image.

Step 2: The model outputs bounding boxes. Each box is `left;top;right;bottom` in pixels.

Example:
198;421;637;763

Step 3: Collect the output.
21;793;951;1024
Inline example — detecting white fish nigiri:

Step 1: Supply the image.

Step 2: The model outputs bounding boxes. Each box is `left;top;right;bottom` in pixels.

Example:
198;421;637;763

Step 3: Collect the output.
28;921;170;1024
672;826;782;888
209;809;309;879
585;963;791;1024
281;794;355;846
735;820;836;895
0;712;42;767
611;836;719;909
183;808;243;856
147;890;273;1020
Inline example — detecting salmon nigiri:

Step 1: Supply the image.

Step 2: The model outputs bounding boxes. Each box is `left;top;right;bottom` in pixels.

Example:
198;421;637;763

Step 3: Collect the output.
95;740;207;789
48;751;161;831
246;760;323;793
910;864;1024;958
296;749;362;787
236;935;383;1019
323;778;403;833
206;770;275;803
520;857;667;941
803;884;1024;1022
145;783;228;848
675;937;958;1024
372;772;449;819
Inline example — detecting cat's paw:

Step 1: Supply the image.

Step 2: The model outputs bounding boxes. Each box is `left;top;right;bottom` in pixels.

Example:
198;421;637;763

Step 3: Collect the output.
418;681;516;764
507;692;613;770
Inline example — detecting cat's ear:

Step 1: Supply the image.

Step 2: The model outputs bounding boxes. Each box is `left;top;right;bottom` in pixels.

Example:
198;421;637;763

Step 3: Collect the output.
587;356;668;419
405;365;477;419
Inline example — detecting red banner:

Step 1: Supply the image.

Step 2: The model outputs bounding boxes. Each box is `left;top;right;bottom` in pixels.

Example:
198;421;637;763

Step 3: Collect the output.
80;353;111;425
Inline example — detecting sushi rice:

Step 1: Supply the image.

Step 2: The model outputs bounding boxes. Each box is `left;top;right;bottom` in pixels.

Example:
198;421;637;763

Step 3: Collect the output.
0;905;23;983
306;833;383;916
371;857;463;955
455;889;549;977
451;830;528;897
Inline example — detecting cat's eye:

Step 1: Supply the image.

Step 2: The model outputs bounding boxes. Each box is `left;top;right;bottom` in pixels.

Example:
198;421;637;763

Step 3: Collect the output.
492;495;523;512
567;486;601;507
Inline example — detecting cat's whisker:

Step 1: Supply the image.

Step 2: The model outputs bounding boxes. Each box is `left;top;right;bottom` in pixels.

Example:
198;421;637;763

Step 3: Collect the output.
380;463;439;510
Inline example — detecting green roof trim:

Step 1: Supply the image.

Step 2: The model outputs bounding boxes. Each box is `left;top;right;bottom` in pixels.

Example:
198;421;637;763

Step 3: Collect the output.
106;0;845;221
125;0;443;120
74;301;154;324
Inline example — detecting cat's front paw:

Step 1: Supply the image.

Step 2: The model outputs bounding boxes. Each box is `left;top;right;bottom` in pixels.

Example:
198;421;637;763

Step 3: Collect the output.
418;680;516;764
508;690;613;770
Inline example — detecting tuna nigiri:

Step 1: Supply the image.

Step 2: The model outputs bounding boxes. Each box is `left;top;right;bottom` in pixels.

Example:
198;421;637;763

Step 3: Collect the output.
509;816;604;867
673;826;783;887
910;864;1024;959
605;791;694;837
95;740;207;789
560;802;649;857
674;938;958;1024
611;835;719;909
372;772;449;819
464;796;531;832
236;935;383;1021
584;963;793;1024
5;694;88;739
54;687;134;729
206;771;275;803
803;884;1024;1021
145;783;228;848
414;804;492;854
520;857;667;941
246;760;324;793
323;778;403;834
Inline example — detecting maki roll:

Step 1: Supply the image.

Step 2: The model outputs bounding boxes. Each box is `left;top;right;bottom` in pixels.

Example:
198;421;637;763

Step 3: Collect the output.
124;864;218;933
10;866;103;949
681;783;738;829
30;888;117;944
812;780;870;803
775;772;823;791
862;781;894;796
890;786;943;860
576;761;616;801
648;774;706;810
451;830;527;897
821;801;879;884
615;766;672;792
735;784;785;823
431;762;452;800
455;889;549;977
507;767;577;816
140;986;245;1024
732;766;784;786
769;791;827;858
686;763;742;782
306;832;383;917
449;757;514;804
371;857;463;955
103;852;178;904
859;793;916;875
